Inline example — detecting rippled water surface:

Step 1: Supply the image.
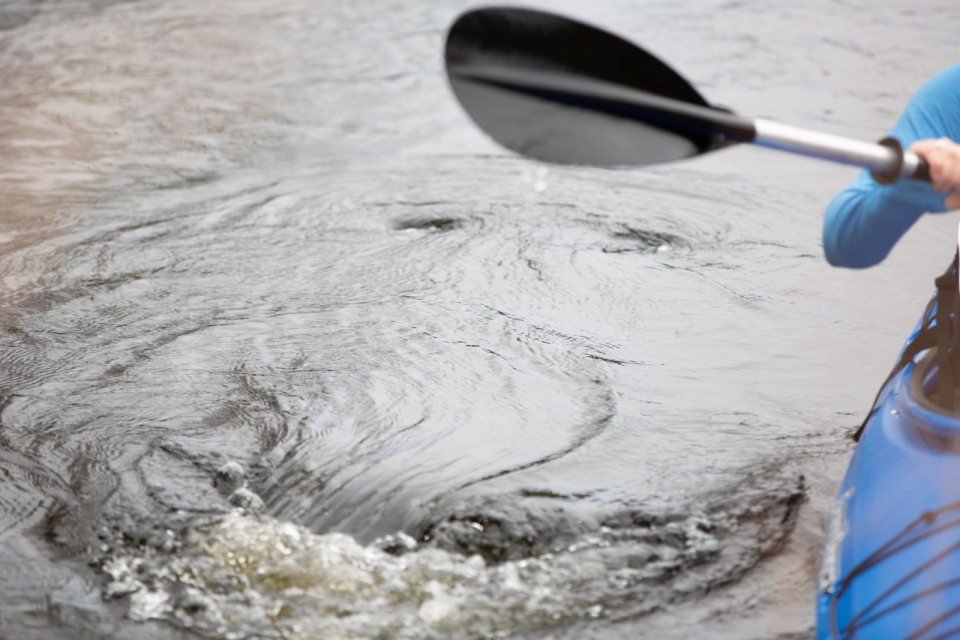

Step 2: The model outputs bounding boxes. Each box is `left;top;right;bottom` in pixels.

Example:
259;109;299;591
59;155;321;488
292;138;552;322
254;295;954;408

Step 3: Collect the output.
1;1;958;638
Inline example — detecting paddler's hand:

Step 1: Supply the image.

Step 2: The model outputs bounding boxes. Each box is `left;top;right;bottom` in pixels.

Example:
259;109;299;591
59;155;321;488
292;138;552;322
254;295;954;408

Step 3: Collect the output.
909;138;960;210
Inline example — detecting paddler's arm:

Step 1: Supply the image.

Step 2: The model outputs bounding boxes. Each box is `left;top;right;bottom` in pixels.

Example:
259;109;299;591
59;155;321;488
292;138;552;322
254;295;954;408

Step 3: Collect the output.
822;65;960;268
822;173;944;268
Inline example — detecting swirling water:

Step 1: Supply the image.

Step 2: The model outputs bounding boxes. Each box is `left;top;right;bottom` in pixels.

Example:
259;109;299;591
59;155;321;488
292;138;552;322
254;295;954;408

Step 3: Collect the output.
0;0;958;638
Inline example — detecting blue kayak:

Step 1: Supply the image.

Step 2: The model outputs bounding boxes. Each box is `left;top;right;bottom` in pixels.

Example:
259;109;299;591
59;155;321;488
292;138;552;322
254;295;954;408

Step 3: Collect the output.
817;283;960;639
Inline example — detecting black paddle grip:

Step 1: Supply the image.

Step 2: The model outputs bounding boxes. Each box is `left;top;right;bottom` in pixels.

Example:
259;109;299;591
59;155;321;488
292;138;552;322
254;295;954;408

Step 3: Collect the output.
873;137;931;184
913;155;932;182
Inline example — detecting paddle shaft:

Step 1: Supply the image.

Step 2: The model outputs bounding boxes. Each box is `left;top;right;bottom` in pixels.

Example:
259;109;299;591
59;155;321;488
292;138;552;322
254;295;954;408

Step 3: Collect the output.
754;120;927;183
456;63;930;183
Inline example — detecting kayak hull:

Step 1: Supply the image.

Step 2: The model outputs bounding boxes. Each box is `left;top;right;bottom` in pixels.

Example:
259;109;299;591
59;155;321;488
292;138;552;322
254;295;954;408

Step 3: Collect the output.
817;318;960;639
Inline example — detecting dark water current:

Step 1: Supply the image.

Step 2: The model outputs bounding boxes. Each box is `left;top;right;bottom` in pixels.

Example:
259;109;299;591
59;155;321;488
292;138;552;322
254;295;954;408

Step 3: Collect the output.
1;1;958;638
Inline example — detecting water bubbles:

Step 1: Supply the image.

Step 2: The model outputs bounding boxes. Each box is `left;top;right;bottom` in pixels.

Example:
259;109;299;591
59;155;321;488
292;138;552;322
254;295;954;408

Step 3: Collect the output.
499;563;524;592
129;589;172;622
215;461;247;496
103;557;145;599
214;461;265;513
229;488;265;513
417;580;458;626
373;531;418;555
519;166;550;193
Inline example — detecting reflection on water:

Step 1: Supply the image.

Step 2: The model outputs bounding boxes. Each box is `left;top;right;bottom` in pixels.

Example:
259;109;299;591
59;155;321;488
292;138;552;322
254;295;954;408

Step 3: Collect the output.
0;0;957;638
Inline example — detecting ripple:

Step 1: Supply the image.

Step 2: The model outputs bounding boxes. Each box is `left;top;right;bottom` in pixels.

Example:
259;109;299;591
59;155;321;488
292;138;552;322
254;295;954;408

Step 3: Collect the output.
0;0;953;637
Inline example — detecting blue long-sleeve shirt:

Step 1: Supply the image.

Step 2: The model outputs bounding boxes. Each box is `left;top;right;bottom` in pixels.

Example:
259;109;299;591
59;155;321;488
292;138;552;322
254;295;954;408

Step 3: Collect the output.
823;65;960;268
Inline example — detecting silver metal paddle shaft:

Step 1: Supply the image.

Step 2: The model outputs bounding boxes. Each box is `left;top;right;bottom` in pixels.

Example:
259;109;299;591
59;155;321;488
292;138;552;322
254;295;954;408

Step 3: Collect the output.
754;119;922;180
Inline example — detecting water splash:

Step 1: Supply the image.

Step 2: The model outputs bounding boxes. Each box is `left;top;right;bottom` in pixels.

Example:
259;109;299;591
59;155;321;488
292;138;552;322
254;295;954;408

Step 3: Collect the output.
99;468;804;639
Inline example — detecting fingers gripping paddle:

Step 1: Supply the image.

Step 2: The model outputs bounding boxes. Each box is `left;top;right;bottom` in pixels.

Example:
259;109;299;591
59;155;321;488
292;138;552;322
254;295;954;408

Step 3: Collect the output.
445;7;930;183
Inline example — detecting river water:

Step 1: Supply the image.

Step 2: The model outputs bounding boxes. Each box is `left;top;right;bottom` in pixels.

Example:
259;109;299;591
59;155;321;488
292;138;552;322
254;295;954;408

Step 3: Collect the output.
0;1;957;638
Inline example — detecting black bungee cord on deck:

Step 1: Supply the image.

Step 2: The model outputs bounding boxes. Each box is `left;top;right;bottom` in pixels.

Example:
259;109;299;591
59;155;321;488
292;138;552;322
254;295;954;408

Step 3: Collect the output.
829;502;960;639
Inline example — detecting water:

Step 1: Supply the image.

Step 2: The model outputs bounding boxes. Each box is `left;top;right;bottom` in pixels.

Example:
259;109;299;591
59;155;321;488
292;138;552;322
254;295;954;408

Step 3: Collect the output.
1;0;958;638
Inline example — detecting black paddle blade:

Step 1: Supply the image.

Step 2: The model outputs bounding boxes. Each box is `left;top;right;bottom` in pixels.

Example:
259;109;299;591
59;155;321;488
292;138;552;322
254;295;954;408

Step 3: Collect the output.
445;7;732;167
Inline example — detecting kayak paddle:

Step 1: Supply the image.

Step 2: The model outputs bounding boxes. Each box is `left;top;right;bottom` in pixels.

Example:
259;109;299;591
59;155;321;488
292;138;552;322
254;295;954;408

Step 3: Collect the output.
444;7;929;184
